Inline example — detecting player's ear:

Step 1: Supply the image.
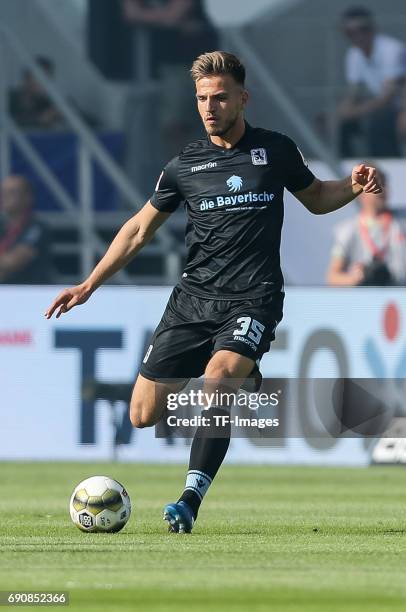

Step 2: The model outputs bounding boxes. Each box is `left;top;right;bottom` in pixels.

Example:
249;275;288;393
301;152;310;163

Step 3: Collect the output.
241;89;249;108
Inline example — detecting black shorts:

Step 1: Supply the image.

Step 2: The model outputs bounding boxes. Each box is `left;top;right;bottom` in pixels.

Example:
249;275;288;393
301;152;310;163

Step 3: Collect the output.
140;285;284;381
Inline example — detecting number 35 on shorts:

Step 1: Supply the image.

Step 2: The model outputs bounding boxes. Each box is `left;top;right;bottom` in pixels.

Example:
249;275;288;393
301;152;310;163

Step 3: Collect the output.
233;316;265;345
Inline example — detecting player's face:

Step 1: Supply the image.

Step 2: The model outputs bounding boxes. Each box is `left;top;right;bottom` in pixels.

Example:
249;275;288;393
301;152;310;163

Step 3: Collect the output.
195;75;248;137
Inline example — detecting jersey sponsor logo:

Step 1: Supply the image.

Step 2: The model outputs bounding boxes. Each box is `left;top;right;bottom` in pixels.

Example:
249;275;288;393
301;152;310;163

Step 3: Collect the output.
251;148;268;165
190;161;218;173
199;191;274;211
227;175;243;192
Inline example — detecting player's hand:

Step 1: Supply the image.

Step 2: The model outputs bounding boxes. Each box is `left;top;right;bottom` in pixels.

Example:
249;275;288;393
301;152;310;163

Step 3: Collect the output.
351;164;383;194
44;283;92;319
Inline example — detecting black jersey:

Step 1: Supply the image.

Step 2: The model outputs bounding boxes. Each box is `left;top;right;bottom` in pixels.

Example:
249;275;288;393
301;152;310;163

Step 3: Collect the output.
150;122;315;299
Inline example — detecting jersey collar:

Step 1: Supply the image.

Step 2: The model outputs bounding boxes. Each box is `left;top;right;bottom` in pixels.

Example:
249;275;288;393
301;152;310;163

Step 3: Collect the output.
206;121;253;151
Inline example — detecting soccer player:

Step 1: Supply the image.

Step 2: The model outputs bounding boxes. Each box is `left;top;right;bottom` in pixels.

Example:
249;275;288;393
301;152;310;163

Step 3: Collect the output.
45;51;382;533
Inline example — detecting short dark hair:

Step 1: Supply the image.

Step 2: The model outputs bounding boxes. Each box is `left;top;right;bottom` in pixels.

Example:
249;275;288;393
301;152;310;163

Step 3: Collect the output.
342;6;374;26
191;51;246;86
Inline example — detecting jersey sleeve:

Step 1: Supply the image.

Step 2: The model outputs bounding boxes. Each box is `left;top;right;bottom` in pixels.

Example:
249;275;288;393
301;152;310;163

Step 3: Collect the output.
150;156;183;213
281;136;315;193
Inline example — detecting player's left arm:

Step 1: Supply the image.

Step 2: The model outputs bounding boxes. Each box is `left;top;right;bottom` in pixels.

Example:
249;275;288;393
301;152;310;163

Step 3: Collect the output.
293;164;382;215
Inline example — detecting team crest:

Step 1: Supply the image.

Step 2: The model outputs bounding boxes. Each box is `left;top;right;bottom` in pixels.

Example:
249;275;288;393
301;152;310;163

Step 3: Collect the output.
251;148;268;166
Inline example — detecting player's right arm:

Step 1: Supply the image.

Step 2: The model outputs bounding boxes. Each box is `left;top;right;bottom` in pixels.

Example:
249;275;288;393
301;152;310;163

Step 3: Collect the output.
45;201;170;319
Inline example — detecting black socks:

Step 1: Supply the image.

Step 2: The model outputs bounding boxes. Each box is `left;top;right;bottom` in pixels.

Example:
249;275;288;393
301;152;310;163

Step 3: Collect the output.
178;407;231;518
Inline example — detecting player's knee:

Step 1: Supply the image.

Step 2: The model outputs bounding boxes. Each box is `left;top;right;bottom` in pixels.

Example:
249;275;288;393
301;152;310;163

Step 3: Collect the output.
204;362;234;380
130;413;148;429
129;400;155;429
130;410;153;429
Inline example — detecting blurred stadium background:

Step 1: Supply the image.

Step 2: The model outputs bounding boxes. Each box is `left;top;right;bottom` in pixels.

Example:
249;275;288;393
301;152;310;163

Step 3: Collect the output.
1;0;406;467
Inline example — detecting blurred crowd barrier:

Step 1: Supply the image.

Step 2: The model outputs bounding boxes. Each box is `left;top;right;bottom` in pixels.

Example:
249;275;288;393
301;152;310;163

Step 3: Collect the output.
1;285;405;465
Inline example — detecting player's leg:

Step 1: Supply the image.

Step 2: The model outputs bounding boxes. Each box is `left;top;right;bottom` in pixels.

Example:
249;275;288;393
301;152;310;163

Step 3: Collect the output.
129;373;189;428
128;286;215;532
130;285;212;429
167;291;284;533
164;349;254;533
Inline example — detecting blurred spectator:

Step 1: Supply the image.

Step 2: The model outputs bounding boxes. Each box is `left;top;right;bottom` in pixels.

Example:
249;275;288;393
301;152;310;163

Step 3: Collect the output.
8;56;63;129
337;7;406;157
122;0;218;155
327;168;406;287
88;0;133;80
122;0;217;71
0;176;51;284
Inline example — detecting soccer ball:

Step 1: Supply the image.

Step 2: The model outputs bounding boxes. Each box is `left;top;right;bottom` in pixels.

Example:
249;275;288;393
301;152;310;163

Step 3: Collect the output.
69;476;131;533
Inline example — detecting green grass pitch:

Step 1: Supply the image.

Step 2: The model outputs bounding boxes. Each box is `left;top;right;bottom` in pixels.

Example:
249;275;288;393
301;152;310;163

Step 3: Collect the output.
1;462;406;611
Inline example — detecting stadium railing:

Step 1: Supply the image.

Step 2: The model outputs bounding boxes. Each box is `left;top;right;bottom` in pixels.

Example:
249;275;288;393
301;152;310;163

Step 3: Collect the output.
0;26;181;285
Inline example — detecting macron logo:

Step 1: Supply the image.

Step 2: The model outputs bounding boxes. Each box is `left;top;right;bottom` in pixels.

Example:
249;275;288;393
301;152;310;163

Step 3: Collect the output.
227;175;243;192
191;162;217;173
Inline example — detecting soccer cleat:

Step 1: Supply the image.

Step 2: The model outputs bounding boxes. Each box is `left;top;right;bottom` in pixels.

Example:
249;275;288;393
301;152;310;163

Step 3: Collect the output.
240;363;262;393
163;501;195;534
